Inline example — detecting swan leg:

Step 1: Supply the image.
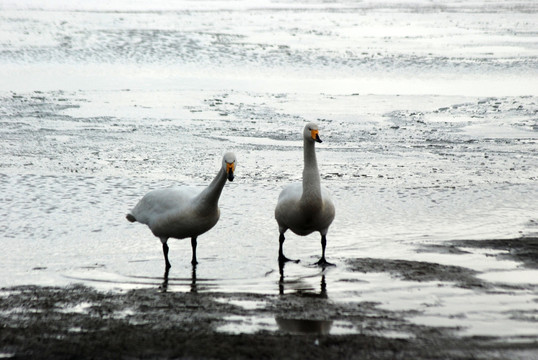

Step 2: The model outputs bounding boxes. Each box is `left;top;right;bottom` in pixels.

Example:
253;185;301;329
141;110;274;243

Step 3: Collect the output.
160;267;170;293
191;237;198;265
162;242;172;270
316;235;335;267
278;233;299;264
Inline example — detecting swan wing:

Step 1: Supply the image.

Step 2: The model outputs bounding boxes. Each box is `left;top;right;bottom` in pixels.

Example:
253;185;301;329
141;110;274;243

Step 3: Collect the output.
131;187;199;225
275;183;302;229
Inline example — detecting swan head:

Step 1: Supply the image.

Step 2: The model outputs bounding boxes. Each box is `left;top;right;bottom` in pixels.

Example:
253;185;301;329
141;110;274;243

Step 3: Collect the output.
304;122;322;143
223;152;236;182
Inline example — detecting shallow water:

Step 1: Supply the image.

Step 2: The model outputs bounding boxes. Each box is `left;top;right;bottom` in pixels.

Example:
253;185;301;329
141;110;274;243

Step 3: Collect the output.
0;0;537;339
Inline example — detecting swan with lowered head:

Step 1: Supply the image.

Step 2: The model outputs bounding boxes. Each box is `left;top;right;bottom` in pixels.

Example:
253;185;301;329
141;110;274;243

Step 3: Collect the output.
126;152;236;271
275;123;335;266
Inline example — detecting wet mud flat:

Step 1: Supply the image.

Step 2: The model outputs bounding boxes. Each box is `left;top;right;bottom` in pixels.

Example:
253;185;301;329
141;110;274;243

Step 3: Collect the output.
1;238;536;360
1;288;535;360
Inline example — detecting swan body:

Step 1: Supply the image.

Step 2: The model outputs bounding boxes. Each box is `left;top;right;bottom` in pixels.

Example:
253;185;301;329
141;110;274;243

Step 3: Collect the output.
275;184;334;236
127;152;236;270
275;123;335;266
129;186;219;240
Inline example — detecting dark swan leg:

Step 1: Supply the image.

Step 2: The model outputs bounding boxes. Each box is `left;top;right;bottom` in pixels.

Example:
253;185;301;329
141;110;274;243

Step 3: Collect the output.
190;265;197;293
316;235;335;267
162;242;172;270
160;267;170;292
191;237;198;265
278;233;299;264
278;259;285;295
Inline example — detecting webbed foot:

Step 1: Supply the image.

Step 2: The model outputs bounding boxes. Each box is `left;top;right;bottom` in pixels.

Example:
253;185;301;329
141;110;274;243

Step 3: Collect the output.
315;257;335;267
279;255;300;264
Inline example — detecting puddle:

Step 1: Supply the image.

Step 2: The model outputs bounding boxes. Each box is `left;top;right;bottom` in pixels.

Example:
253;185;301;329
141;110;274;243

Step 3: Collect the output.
215;298;267;310
218;315;357;335
413;314;538;338
67;327;84;333
217;315;277;334
477;269;538;285
275;318;358;335
377;330;415;339
409;290;538;337
59;302;93;314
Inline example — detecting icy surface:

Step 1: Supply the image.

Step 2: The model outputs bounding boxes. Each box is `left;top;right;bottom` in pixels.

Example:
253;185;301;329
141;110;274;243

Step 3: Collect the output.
0;0;537;338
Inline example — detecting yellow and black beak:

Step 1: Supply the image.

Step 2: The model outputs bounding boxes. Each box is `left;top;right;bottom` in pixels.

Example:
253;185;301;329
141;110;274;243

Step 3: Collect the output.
311;129;322;143
226;162;235;181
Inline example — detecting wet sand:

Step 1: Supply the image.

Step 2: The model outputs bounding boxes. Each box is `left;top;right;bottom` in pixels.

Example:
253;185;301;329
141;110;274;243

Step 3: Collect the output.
1;238;536;359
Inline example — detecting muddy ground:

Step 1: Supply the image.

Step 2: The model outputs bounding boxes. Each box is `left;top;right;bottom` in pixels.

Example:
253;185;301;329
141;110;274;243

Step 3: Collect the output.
1;238;536;359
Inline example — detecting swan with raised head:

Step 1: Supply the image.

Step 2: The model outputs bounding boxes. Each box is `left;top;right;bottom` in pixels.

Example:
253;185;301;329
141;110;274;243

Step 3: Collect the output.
126;152;236;271
275;123;335;266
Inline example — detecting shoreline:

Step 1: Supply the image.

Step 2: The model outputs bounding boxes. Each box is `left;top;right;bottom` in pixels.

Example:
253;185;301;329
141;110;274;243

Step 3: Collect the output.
2;238;536;359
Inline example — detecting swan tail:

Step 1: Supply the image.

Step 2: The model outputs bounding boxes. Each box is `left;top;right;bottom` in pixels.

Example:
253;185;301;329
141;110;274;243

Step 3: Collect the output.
126;213;136;222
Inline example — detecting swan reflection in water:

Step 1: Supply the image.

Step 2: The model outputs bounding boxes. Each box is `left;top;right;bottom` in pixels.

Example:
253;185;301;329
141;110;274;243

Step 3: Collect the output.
160;265;198;293
278;261;328;298
276;261;334;334
276;317;333;335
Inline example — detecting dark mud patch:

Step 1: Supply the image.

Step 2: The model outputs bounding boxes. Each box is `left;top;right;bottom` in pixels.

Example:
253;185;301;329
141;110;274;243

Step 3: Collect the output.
420;237;538;269
453;237;538;269
2;284;536;359
347;258;487;289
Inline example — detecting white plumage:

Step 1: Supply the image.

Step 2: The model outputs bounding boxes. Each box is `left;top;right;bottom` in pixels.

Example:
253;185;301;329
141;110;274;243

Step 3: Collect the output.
127;152;236;270
275;123;335;266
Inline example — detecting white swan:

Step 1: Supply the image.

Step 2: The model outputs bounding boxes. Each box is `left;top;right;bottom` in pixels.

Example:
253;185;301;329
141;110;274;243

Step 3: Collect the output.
126;152;236;271
275;123;335;266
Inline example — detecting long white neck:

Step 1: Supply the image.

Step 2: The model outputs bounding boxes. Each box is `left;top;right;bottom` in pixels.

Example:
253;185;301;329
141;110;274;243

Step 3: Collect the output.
301;139;322;207
195;167;227;209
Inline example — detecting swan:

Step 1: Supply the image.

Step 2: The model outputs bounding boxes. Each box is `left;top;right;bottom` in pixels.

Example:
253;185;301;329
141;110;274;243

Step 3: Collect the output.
126;152;236;271
274;123;335;266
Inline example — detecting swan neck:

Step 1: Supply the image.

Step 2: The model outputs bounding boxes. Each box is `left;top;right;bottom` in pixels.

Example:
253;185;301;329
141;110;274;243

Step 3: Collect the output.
302;139;321;202
197;167;227;207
